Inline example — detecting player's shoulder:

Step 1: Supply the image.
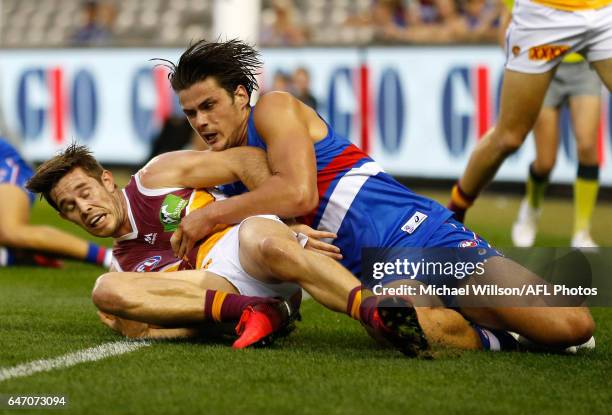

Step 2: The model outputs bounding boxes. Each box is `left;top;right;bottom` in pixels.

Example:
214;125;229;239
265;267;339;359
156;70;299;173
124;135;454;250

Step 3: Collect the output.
253;91;301;123
252;92;311;145
256;91;297;109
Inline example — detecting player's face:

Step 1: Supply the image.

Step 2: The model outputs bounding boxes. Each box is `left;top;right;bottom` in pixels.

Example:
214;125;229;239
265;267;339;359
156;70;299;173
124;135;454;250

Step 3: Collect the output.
51;167;125;238
179;77;250;151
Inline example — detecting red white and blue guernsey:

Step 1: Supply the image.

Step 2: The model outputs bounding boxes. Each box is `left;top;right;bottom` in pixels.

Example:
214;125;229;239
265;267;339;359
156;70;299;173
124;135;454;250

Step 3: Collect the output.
220;109;461;277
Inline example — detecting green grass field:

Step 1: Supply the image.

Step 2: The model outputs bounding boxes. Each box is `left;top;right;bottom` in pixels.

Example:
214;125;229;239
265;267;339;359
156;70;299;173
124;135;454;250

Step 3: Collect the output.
1;189;611;415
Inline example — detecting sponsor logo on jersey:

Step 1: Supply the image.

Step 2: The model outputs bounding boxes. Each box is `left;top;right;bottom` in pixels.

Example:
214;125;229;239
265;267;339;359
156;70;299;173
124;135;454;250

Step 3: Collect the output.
144;233;157;245
459;240;478;248
401;211;428;234
528;45;569;61
135;255;162;272
159;194;188;232
511;46;520;57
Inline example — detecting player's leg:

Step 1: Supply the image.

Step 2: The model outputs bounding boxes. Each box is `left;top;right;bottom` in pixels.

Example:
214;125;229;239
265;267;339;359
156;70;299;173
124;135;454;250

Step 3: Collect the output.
240;217;492;355
449;69;555;221
532;107;561;181
458;256;595;348
237;216;359;314
591;58;612;92
90;269;288;327
374;279;484;351
0;184;111;267
94;269;297;348
568;94;601;247
512;106;560;247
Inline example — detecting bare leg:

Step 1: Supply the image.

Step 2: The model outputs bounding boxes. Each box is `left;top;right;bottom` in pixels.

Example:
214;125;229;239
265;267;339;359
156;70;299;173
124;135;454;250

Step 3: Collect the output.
591;58;612;92
92;269;238;326
237;217;359;313
458;256;595;348
381;279;482;350
569;94;601;238
569;95;600;166
532;106;560;177
458;69;555;197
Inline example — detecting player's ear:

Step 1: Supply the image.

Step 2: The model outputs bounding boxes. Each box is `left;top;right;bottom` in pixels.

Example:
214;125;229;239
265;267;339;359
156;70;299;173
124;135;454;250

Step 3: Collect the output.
234;85;250;108
101;170;115;192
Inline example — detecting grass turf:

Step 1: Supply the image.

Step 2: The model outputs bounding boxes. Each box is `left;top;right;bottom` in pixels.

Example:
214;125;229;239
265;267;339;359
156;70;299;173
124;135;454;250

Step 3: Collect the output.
0;190;611;415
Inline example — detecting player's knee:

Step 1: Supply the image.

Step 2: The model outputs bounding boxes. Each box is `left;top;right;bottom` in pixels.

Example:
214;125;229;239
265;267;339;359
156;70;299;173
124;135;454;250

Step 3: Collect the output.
551;308;595;346
495;130;526;155
258;236;304;281
576;141;597;162
92;273;128;314
566;309;595;345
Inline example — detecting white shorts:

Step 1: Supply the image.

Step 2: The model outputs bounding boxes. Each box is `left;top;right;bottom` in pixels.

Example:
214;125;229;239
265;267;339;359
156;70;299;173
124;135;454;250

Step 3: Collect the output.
200;215;301;299
505;0;612;73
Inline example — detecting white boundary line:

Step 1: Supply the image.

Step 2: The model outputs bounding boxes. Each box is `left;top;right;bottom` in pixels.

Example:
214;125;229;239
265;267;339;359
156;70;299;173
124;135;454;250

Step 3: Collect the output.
0;340;150;382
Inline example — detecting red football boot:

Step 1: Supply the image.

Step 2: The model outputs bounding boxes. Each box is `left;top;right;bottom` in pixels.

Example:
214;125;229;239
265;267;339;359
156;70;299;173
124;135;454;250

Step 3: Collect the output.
32;254;64;268
9;249;64;268
232;300;297;349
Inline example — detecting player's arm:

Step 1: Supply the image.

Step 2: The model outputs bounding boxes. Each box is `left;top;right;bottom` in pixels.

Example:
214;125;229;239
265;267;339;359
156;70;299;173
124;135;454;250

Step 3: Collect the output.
171;93;319;259
204;93;319;220
138;147;272;191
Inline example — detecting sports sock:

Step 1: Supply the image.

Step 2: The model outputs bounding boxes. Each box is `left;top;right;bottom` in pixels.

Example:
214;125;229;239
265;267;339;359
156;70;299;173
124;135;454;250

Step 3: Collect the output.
574;164;599;234
526;163;549;209
472;324;518;351
0;247;15;266
346;286;379;327
448;182;476;222
85;243;112;267
203;290;277;323
347;286;362;320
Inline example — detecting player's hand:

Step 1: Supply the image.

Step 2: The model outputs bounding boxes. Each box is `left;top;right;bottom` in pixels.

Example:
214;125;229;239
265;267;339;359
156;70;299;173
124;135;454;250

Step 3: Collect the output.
171;207;216;259
97;311;154;338
289;223;342;260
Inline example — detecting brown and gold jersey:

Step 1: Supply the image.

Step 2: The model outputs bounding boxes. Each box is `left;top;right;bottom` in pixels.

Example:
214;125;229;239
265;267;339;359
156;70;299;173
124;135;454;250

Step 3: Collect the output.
112;174;231;273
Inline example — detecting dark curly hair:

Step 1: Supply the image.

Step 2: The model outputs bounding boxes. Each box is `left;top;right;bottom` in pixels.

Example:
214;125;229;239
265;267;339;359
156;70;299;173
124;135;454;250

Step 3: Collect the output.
155;39;262;98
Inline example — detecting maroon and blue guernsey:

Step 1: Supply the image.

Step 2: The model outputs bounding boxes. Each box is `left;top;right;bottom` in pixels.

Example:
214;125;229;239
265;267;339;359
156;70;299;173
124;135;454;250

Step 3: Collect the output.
112;174;230;272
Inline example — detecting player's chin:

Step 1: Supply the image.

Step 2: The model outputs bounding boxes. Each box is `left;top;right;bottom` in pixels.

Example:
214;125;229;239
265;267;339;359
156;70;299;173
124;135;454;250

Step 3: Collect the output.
210;141;227;152
89;223;115;238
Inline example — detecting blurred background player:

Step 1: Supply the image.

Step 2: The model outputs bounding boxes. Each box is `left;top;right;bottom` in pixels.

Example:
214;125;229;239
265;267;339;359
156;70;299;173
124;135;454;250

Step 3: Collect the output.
69;0;115;46
0;137;111;267
495;2;603;248
292;67;317;110
448;0;612;226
